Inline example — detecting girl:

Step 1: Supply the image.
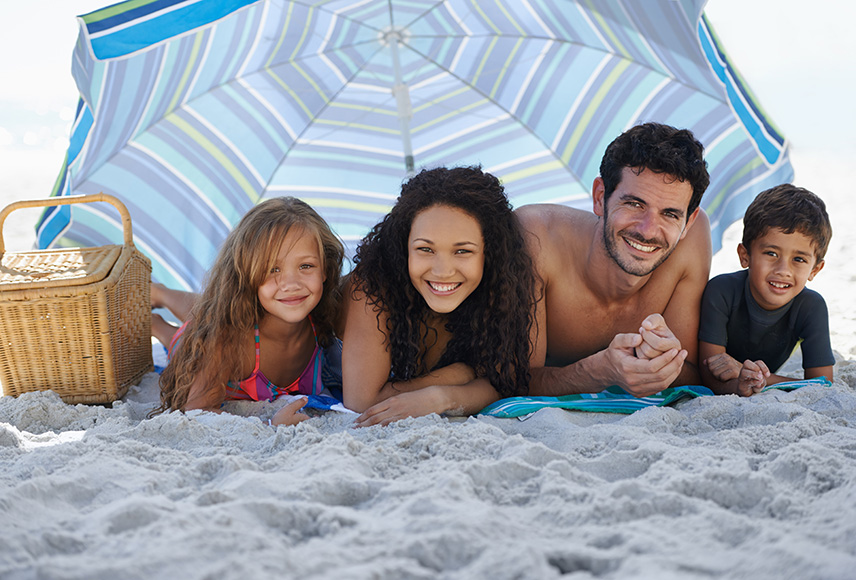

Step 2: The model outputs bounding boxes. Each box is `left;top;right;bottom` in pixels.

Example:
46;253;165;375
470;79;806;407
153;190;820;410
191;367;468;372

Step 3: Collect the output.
342;166;538;426
154;197;344;426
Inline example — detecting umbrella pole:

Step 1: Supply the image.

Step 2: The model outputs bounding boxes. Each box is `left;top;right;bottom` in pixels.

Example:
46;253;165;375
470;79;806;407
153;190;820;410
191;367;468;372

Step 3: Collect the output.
389;34;415;175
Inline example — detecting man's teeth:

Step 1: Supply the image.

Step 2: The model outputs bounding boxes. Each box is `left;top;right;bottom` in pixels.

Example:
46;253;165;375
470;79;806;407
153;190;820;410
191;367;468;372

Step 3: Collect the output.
769;281;791;289
430;282;460;292
626;238;656;253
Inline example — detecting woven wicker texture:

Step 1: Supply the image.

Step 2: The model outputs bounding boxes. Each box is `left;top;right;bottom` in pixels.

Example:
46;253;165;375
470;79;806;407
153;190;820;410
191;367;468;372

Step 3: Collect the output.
0;194;153;404
0;246;122;290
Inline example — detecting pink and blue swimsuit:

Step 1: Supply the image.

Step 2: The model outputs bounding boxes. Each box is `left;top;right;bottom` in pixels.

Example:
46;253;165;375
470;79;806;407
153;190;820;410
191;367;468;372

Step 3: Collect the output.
168;321;327;400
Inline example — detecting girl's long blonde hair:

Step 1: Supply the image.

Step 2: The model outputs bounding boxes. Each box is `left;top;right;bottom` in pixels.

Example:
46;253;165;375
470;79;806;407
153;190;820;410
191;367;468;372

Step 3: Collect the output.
155;197;344;413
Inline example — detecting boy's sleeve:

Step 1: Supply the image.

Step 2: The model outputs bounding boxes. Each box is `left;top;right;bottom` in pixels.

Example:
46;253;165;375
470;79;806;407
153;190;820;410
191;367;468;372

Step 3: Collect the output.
698;274;733;347
796;290;836;368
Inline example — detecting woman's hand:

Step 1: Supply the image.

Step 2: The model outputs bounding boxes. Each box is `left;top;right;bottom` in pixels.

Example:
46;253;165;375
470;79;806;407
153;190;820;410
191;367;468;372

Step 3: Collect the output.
272;396;310;426
354;387;445;428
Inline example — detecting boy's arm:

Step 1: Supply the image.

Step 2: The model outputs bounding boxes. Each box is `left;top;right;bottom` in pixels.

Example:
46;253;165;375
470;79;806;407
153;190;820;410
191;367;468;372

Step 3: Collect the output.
699;341;741;394
804;366;834;381
700;342;769;396
761;365;833;386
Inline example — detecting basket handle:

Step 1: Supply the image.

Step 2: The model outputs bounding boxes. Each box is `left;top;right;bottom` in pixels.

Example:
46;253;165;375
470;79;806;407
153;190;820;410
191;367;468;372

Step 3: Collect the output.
0;193;135;254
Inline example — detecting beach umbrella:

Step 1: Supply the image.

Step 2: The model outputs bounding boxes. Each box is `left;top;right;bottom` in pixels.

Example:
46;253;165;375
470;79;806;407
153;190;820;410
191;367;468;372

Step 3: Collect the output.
40;0;793;290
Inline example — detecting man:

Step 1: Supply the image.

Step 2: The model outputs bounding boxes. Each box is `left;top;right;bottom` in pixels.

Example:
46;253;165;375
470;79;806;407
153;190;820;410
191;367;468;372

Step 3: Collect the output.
517;122;712;397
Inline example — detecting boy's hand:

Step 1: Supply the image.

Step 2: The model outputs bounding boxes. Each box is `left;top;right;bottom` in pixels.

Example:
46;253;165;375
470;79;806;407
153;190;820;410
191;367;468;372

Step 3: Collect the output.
704;352;743;382
736;360;770;397
635;314;681;360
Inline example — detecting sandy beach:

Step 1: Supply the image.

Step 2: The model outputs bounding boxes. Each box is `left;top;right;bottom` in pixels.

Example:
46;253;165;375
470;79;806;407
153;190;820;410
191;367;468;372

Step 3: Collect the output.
1;153;855;578
3;1;856;578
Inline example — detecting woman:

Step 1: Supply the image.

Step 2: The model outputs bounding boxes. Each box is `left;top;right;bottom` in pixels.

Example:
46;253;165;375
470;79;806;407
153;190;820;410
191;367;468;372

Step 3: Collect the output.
342;166;538;426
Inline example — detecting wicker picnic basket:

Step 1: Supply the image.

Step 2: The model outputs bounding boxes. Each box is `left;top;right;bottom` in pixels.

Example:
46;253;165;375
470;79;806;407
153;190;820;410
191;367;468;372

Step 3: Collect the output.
0;193;153;404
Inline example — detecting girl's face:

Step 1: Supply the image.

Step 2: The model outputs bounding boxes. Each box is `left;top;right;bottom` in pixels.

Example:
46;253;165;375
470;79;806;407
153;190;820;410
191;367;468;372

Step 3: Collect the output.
258;228;326;325
408;205;485;314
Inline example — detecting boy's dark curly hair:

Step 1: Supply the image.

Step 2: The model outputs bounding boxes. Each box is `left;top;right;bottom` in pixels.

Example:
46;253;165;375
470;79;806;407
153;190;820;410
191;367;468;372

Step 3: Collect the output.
600;122;710;217
352;166;537;397
742;184;832;262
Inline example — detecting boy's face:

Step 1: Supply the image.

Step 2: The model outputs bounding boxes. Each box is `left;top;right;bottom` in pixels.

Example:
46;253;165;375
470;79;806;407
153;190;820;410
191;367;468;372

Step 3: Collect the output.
738;227;825;311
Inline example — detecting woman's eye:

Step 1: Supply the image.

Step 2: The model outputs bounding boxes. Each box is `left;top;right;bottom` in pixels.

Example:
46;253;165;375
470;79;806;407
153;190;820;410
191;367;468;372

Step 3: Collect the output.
300;263;315;270
416;247;433;253
270;266;281;274
455;249;472;255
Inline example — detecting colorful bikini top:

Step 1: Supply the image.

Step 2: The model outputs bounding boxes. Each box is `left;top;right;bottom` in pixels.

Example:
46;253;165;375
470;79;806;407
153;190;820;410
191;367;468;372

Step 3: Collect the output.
168;320;325;401
224;323;324;401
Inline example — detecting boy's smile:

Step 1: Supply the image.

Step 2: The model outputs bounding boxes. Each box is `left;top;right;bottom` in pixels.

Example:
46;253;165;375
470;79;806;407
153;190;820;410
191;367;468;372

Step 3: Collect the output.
738;227;824;311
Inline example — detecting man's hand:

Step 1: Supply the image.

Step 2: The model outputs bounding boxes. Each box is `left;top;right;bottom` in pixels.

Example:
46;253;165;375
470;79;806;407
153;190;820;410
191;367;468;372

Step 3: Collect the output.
606;333;687;397
634;313;681;360
736;359;770;397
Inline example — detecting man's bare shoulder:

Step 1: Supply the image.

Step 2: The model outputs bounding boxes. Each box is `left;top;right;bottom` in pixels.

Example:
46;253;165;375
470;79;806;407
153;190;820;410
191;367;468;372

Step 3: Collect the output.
669;209;713;276
516;203;593;226
516;204;596;248
516;204;596;285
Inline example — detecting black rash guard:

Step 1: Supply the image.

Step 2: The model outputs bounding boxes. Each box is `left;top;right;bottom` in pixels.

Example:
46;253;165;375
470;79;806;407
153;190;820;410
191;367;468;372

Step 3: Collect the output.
699;270;834;372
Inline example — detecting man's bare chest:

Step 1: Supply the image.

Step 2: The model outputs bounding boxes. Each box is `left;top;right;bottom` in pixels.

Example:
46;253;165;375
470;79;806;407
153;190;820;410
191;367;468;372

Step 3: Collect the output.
543;280;674;365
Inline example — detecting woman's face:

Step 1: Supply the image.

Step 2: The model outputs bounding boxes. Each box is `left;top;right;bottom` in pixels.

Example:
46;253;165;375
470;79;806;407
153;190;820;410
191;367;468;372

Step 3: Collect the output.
407;205;485;314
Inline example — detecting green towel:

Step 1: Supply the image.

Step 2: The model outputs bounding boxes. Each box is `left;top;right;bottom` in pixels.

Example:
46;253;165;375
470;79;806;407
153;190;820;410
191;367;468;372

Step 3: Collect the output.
478;377;832;419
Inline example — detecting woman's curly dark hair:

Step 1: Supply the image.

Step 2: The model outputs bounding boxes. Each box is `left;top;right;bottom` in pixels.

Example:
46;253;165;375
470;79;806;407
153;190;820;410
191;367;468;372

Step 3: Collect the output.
352;166;537;397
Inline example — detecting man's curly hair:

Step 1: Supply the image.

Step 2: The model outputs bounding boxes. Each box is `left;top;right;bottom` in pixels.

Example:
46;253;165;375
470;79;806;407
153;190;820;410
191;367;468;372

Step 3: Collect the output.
600;122;710;217
352;166;537;397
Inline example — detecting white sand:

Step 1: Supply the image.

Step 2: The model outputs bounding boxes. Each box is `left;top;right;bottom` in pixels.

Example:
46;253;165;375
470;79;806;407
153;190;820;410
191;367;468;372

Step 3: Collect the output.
2;151;855;579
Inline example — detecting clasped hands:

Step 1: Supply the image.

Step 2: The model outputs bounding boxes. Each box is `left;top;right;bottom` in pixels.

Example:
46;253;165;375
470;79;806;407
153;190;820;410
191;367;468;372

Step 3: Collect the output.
704;353;770;396
605;313;687;397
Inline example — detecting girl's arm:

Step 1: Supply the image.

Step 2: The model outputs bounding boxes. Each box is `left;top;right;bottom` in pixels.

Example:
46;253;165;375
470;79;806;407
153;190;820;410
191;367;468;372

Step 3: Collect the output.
183;371;226;413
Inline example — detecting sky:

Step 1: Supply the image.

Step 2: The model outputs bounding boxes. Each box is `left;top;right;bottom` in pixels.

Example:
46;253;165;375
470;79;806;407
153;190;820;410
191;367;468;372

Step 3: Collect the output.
1;0;854;254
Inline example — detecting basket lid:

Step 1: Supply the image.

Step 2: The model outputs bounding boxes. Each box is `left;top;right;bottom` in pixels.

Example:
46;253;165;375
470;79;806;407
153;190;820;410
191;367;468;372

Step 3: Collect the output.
0;245;123;290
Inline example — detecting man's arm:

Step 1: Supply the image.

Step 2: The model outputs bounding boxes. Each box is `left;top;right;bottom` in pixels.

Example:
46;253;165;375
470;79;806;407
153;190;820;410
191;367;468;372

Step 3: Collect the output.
519;204;691;398
529;334;686;396
660;209;711;386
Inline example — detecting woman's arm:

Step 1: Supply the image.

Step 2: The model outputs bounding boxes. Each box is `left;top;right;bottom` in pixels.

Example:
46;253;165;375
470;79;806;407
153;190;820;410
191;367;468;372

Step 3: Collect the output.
354;377;500;427
342;287;498;421
341;287;399;412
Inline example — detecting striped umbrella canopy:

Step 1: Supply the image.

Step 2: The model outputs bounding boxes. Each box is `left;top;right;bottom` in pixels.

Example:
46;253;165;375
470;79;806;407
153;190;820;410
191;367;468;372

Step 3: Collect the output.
40;0;793;291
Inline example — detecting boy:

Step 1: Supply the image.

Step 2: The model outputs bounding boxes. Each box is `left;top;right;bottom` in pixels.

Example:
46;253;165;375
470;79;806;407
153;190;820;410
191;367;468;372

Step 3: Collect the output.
698;184;834;396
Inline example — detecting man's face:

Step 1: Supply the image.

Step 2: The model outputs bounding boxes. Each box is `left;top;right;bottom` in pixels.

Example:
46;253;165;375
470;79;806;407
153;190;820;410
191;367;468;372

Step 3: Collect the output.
595;167;698;277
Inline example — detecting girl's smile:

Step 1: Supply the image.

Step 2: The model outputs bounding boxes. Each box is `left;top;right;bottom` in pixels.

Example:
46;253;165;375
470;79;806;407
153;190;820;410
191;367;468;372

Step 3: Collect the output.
258;228;326;324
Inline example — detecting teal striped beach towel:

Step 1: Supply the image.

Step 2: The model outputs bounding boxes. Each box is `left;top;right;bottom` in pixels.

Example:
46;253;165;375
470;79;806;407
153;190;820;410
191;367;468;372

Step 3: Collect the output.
479;378;832;419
